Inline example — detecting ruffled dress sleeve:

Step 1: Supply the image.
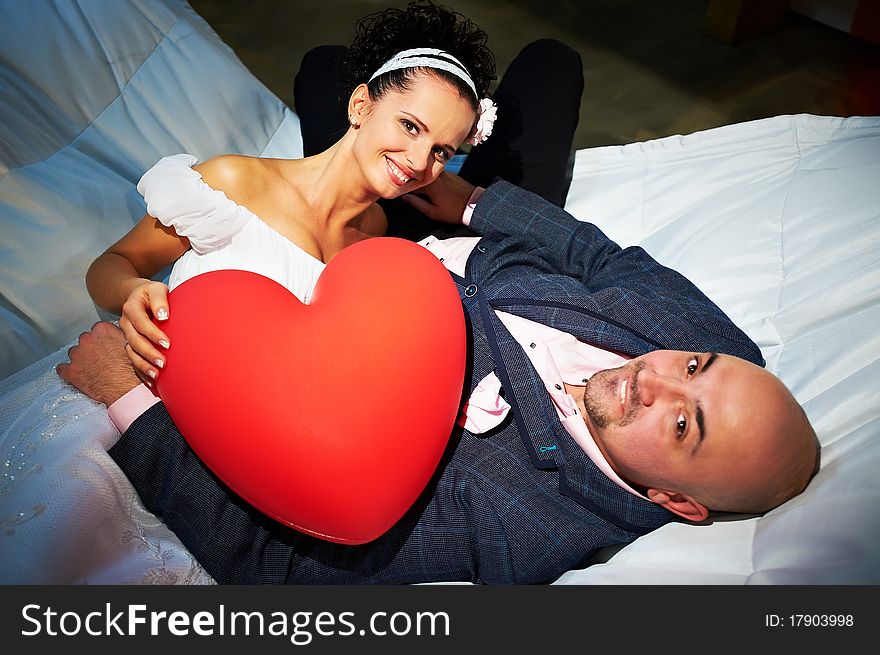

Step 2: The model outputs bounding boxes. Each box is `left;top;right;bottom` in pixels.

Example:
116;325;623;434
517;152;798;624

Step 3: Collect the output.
136;154;252;254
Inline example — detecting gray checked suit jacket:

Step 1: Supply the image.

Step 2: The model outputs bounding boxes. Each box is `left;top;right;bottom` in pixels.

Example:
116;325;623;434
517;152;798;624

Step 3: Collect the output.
109;181;764;584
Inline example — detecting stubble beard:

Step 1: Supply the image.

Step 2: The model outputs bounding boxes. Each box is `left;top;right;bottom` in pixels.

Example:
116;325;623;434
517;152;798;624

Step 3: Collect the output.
583;361;644;429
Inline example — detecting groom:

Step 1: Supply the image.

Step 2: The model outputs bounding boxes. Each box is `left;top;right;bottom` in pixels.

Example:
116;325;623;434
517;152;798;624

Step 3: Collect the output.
59;174;818;584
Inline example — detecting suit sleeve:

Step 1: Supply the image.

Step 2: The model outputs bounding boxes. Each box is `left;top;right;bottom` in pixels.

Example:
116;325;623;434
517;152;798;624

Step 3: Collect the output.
469;180;764;365
470;181;628;286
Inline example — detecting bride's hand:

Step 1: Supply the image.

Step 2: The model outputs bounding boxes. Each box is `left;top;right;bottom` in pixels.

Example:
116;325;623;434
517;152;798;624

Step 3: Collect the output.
402;171;477;224
119;279;171;384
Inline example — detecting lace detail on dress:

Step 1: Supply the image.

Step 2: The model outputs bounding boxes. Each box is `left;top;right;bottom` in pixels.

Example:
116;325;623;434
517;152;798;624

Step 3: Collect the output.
0;389;78;535
0;344;215;584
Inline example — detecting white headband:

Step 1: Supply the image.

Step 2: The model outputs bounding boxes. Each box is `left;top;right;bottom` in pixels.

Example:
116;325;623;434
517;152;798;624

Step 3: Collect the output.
366;47;497;146
368;47;477;98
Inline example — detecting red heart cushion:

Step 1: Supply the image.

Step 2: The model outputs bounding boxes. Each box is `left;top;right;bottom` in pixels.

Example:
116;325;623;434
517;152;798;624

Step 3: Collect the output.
154;237;466;545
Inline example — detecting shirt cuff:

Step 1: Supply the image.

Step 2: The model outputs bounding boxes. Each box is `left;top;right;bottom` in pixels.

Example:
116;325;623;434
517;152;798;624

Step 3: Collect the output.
461;187;485;226
107;383;161;433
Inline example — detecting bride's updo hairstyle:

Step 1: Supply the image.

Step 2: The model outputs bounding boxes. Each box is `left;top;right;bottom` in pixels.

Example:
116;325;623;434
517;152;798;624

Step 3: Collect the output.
342;0;496;112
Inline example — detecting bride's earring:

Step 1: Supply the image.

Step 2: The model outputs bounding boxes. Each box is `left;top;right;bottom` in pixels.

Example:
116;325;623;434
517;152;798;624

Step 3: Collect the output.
348;114;359;128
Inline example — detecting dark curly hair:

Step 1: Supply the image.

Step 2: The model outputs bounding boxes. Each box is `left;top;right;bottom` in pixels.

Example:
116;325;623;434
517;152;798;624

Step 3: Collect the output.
342;1;496;111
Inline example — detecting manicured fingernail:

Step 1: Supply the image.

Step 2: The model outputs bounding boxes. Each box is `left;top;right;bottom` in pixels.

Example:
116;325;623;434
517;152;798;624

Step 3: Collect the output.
155;359;164;369
157;308;169;320
147;370;157;379
159;340;170;349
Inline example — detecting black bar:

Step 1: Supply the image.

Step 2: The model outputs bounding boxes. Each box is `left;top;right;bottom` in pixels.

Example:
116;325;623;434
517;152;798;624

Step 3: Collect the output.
1;585;875;652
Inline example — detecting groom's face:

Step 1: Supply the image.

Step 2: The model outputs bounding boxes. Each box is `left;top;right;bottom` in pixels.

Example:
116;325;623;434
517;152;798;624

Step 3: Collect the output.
581;350;815;513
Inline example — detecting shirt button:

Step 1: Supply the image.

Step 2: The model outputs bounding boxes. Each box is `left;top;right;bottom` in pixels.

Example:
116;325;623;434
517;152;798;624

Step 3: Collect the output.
464;284;478;297
554;384;562;390
529;342;536;349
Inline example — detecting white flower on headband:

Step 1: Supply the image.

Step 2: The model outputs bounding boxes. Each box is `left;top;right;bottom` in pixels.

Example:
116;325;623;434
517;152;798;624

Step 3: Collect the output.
467;98;498;146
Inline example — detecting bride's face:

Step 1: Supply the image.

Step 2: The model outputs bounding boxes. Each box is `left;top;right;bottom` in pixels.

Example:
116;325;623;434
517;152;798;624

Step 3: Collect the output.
349;73;476;198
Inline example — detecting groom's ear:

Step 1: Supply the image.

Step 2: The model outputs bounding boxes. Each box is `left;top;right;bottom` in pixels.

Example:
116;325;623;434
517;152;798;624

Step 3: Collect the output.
348;84;371;124
647;488;709;522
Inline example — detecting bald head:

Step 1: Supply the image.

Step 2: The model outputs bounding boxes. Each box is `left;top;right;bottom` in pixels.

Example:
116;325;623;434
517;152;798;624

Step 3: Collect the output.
691;360;819;515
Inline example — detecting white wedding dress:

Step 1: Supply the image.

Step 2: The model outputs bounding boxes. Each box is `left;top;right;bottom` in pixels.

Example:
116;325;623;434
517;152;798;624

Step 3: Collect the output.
0;154;328;583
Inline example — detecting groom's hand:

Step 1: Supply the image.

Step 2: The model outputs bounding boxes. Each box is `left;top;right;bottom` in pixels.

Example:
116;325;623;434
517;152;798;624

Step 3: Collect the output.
402;171;477;224
57;321;143;407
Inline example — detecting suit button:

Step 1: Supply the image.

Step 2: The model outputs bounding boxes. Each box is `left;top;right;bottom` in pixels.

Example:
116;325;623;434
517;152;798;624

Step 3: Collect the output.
464;284;478;297
477;244;487;253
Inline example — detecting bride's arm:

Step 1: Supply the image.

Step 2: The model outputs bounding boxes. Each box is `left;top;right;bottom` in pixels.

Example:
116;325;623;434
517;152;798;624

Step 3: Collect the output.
86;214;189;382
86;155;245;383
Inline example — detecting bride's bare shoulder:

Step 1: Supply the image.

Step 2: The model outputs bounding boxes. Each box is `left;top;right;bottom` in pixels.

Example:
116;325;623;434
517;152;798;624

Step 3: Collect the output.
192;153;256;184
193;154;288;200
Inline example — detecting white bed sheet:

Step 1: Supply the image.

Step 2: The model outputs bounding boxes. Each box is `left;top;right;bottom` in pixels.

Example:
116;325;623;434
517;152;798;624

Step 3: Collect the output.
1;0;878;584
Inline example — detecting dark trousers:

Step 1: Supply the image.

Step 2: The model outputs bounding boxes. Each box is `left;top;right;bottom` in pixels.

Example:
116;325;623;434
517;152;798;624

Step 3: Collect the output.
293;39;584;240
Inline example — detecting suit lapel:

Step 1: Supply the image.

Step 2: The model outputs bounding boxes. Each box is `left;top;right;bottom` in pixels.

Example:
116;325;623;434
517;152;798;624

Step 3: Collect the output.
480;295;673;532
476;297;566;470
